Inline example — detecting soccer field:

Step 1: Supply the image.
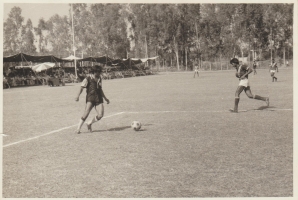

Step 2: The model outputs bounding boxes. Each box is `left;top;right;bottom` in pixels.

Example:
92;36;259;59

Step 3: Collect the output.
2;68;293;198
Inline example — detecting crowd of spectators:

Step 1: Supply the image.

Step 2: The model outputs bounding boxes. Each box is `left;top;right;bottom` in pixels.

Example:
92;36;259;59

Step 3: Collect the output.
2;67;79;89
3;64;152;89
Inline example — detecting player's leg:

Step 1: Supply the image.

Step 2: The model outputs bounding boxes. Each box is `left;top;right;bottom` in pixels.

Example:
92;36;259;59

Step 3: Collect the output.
274;74;277;81
75;102;94;134
245;87;269;106
271;72;275;82
230;86;244;113
86;103;104;132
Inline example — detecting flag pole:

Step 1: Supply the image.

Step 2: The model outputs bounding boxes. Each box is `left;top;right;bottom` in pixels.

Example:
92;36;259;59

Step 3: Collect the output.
71;4;77;79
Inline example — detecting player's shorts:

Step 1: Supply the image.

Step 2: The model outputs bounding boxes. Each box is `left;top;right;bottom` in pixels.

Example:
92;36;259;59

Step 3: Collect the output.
194;70;199;73
239;78;249;87
270;70;276;73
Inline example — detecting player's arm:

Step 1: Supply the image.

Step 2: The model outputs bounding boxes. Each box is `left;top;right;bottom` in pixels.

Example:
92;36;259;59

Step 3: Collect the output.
100;88;110;104
75;87;84;101
240;66;252;79
75;78;87;101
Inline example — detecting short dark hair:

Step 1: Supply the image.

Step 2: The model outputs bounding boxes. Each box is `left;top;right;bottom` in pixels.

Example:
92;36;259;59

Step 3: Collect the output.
90;65;102;74
230;58;239;65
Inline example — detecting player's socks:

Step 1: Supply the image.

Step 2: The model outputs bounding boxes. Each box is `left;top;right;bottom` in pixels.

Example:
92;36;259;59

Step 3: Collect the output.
86;123;92;132
266;97;270;106
76;119;85;133
232;97;239;112
89;116;100;124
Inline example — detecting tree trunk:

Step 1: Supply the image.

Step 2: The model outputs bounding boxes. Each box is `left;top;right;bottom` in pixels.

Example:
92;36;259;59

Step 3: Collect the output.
173;36;179;70
220;54;222;70
200;56;202;69
283;47;286;67
185;47;188;71
176;51;179;70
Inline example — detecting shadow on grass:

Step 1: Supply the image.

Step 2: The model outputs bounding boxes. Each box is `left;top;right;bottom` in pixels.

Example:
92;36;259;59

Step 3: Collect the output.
92;123;153;133
253;106;276;111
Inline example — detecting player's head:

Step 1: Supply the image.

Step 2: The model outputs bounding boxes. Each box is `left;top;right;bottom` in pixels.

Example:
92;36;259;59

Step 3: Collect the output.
90;65;102;75
230;58;239;67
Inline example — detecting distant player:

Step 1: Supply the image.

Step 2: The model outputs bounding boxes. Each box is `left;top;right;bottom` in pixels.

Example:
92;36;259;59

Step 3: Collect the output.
270;59;278;82
75;65;110;134
252;60;257;75
229;58;269;113
193;64;199;78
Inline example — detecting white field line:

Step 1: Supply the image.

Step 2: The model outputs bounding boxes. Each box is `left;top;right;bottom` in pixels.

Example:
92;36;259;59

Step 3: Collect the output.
125;108;292;114
3;108;292;148
3;112;124;148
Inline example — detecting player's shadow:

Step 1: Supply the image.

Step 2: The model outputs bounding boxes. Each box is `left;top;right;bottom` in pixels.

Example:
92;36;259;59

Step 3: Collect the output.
254;106;276;111
92;126;131;133
92;124;153;133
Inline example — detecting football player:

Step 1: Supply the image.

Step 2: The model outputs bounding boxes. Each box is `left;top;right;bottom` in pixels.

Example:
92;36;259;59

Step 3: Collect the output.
193;64;199;78
252;60;257;75
74;65;110;134
229;58;269;113
270;59;278;82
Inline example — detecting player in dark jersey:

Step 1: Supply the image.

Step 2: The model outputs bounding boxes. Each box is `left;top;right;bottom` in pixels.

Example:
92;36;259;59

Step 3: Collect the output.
74;65;110;134
229;58;269;113
193;64;199;78
270;59;278;82
252;60;257;75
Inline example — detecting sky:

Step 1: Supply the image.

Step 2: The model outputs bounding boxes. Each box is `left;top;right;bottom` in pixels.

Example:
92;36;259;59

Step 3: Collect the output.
3;3;70;27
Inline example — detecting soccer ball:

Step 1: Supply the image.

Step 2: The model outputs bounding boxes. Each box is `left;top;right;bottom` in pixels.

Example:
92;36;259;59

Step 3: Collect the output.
131;121;142;131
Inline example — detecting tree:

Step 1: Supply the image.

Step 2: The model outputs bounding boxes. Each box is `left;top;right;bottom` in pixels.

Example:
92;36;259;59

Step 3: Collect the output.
46;14;72;57
34;18;49;54
3;6;24;55
21;19;36;54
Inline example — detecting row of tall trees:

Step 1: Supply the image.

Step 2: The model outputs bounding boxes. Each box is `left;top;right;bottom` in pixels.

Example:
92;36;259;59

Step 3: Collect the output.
4;3;293;69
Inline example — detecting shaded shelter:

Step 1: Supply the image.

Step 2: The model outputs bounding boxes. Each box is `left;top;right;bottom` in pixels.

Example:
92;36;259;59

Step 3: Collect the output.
3;53;69;63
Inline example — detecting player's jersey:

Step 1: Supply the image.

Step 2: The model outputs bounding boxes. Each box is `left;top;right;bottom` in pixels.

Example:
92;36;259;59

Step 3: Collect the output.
82;74;103;104
270;62;278;70
253;63;257;69
236;64;249;79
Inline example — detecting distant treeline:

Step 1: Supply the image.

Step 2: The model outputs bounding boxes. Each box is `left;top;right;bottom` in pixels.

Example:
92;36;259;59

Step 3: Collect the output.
4;4;293;70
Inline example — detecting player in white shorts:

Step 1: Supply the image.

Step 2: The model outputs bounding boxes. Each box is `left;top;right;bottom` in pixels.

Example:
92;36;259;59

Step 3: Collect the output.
229;58;269;113
193;64;199;78
269;59;278;82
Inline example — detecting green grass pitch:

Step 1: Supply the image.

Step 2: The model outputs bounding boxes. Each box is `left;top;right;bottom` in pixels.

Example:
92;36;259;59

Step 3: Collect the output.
2;68;293;198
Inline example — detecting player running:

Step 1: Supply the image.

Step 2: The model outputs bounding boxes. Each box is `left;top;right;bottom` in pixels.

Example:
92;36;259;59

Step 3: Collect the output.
193;64;199;78
229;58;269;113
252;60;257;75
74;65;110;134
270;59;278;82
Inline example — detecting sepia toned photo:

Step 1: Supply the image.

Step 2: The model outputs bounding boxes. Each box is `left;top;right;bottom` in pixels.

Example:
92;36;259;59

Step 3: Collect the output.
1;0;296;198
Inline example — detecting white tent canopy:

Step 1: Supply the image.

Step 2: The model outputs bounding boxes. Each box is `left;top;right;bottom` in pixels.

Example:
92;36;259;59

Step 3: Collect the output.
130;56;159;62
62;55;81;60
14;65;32;69
31;62;55;72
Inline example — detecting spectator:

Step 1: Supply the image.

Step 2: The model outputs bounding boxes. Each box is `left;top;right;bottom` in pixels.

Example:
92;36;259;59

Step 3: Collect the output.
3;76;10;89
